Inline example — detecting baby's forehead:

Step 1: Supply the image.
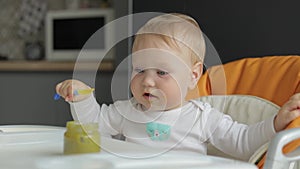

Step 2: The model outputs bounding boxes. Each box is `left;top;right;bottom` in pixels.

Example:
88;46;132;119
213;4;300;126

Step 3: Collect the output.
132;48;190;70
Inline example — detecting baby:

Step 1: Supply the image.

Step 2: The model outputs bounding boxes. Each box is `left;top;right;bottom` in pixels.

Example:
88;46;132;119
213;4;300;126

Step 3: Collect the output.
56;13;300;160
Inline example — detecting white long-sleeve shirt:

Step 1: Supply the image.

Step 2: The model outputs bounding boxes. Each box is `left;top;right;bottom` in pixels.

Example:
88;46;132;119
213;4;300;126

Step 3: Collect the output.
70;95;276;160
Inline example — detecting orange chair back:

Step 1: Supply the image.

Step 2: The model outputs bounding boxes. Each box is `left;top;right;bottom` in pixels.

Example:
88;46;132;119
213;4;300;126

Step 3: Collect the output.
187;55;300;106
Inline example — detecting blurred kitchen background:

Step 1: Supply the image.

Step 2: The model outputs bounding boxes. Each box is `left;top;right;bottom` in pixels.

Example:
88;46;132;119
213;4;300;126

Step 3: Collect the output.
0;0;117;60
0;0;130;126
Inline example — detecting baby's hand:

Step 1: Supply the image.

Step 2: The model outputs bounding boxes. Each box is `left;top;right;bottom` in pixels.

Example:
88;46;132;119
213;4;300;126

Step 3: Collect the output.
56;79;92;102
274;93;300;132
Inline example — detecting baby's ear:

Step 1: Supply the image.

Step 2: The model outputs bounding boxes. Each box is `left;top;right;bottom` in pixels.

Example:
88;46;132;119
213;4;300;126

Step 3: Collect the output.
188;62;203;90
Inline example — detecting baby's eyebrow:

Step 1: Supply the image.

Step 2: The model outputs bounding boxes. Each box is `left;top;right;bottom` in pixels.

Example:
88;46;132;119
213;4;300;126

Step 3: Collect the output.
158;63;170;67
132;61;179;71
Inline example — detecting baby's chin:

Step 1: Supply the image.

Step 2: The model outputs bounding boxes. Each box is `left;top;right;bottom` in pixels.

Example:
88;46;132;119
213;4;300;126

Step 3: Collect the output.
140;103;166;112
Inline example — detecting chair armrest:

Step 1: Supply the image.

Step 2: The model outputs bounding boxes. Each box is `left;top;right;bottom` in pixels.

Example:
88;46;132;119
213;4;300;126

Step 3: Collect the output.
264;128;300;169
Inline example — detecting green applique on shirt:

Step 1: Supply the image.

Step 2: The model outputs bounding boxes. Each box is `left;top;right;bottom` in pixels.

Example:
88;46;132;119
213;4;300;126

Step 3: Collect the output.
146;122;171;141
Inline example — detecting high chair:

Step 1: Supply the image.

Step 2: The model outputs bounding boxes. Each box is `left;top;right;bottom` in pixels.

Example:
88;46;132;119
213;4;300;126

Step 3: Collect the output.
188;55;300;169
187;55;300;106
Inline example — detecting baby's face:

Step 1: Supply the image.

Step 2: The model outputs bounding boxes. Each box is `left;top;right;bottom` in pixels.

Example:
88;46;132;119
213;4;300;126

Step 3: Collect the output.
130;35;195;111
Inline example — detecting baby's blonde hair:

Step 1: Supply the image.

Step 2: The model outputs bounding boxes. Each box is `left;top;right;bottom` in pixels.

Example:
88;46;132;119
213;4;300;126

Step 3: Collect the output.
133;13;206;64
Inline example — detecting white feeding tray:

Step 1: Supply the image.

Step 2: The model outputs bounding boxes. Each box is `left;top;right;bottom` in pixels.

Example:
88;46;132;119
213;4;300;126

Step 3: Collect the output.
0;125;64;133
0;125;257;169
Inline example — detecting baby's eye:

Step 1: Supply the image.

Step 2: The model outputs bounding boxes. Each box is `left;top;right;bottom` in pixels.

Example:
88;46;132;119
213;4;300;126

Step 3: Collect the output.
134;68;144;73
157;70;168;76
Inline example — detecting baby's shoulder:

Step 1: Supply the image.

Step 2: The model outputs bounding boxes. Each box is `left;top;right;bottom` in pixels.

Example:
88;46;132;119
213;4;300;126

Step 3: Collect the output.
188;98;227;121
189;98;212;111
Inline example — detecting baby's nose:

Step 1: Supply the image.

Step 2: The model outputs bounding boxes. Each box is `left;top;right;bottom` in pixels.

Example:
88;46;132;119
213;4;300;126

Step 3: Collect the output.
142;71;156;87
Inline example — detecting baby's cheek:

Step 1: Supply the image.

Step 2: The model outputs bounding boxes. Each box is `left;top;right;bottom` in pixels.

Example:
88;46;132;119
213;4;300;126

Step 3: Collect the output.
130;77;139;93
166;87;183;105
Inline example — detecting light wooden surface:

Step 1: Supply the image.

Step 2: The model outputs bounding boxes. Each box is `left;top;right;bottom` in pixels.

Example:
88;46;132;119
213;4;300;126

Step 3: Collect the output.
0;60;114;72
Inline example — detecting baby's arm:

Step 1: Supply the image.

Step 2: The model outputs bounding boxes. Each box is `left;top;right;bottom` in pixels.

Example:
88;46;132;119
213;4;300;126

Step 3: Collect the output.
56;79;93;102
56;79;123;137
69;93;124;137
206;109;275;161
206;93;300;160
274;93;300;132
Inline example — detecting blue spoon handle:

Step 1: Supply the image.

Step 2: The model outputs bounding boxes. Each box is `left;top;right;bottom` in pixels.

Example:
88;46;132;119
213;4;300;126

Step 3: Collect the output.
54;93;61;100
54;88;94;100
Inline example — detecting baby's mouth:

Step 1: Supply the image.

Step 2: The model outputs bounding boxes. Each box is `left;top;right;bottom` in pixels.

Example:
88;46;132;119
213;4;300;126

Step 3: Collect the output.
143;93;157;100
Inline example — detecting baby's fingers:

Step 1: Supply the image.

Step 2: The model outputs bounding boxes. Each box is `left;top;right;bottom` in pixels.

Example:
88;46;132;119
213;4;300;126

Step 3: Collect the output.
287;109;300;122
56;81;74;101
283;99;300;112
283;100;300;124
55;82;62;94
290;93;300;101
275;99;300;132
64;85;75;102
